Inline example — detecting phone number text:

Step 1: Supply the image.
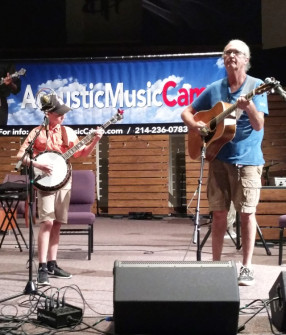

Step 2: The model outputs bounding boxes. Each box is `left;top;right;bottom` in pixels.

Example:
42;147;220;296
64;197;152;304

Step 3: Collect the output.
133;125;188;134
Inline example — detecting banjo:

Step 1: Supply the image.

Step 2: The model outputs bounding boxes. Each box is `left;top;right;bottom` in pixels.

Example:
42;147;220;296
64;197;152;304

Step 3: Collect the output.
33;109;124;192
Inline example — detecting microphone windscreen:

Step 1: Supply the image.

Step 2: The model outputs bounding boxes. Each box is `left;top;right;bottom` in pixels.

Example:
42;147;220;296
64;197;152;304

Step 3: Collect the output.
40;94;54;111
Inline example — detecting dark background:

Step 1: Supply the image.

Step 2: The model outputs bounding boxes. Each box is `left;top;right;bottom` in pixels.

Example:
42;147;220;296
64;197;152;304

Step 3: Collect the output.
1;0;285;84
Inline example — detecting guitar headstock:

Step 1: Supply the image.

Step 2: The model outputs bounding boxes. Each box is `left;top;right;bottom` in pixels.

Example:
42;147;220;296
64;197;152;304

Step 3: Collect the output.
99;108;124;131
111;108;124;123
255;77;280;95
17;68;26;76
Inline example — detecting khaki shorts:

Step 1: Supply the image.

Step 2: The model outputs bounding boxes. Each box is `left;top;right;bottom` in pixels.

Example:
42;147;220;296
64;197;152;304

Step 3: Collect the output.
207;159;263;213
37;177;71;224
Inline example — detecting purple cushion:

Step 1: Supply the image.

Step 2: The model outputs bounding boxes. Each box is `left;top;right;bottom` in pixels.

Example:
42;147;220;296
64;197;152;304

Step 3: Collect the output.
279;215;286;228
67;212;95;225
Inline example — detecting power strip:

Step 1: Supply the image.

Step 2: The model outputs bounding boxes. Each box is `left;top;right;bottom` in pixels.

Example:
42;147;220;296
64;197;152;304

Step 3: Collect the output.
37;303;82;328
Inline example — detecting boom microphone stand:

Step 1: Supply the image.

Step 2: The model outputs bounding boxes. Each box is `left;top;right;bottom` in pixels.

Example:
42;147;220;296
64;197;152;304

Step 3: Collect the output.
0;118;48;303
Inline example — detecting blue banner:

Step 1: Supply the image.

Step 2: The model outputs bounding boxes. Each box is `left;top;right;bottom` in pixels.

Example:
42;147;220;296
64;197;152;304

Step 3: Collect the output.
2;54;226;136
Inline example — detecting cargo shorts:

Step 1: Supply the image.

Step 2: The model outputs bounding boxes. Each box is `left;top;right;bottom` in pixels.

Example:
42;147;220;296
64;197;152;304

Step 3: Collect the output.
37;177;72;224
207;159;263;213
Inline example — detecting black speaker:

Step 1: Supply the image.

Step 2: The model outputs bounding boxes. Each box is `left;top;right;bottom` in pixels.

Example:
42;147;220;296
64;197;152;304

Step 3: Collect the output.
269;271;286;332
113;260;240;335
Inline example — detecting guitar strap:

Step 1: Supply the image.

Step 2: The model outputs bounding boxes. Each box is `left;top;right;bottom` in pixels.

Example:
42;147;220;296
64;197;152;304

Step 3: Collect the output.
235;75;257;120
61;126;69;148
61;125;80;148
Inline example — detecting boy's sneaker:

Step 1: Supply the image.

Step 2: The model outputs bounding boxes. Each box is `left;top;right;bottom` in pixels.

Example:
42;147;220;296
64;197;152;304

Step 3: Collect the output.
36;266;50;286
238;266;255;286
47;263;72;279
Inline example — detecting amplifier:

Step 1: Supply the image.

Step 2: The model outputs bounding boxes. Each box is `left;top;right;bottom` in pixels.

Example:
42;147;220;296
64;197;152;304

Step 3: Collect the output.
113;260;240;335
269;271;286;331
269;177;286;187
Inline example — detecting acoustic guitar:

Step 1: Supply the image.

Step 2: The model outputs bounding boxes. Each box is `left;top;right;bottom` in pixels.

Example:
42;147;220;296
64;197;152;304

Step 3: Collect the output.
188;79;278;161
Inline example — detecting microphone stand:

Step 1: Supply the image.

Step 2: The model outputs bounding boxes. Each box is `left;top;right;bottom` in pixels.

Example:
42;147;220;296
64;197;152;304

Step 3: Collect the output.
192;137;207;261
0;118;47;302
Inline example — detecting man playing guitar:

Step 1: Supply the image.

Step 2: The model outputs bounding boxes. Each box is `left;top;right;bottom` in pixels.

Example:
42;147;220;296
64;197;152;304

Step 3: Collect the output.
181;39;269;286
0;63;23;125
16;91;104;286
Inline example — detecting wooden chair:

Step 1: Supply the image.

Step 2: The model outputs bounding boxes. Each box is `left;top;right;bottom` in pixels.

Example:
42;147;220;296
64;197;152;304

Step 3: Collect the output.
60;170;96;260
279;215;286;265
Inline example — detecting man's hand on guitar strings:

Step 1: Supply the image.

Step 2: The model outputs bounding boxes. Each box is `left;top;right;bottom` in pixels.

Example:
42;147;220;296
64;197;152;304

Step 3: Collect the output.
197;123;210;136
190;120;210;136
199;126;210;137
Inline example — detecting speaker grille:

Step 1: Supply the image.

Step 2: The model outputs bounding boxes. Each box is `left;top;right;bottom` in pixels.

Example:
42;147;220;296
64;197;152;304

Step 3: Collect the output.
115;260;234;267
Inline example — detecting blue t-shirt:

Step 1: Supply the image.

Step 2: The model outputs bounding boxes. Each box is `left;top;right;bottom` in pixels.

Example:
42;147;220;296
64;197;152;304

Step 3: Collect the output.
191;75;269;165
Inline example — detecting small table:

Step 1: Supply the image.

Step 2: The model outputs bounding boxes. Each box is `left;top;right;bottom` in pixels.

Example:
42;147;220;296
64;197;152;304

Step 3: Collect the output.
0;182;28;251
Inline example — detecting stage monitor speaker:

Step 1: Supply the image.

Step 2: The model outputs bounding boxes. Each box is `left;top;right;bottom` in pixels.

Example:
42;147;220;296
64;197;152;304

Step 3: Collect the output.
269;271;286;332
113;260;240;335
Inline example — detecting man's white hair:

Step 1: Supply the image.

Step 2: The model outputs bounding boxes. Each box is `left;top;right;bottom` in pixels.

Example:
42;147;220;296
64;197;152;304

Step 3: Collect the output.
223;39;251;71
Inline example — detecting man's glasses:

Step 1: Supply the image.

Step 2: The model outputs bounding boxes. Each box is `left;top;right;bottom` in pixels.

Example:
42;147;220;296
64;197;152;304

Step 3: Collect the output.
223;50;245;57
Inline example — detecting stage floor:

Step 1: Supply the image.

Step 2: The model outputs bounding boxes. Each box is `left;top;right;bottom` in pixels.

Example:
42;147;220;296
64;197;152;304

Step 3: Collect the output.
0;216;284;334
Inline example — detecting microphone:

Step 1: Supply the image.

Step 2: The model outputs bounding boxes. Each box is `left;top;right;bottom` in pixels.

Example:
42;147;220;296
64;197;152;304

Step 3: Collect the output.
15;159;22;171
265;77;286;101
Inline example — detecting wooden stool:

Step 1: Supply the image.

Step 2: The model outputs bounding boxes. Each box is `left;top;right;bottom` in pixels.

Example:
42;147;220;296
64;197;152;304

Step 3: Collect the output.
0;191;28;251
0;208;16;231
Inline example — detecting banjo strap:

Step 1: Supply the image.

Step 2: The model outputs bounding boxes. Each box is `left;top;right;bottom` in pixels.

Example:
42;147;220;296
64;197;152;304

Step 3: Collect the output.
61;126;70;148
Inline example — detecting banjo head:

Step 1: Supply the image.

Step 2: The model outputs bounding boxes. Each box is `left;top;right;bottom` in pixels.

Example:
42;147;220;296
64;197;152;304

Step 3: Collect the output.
34;151;71;191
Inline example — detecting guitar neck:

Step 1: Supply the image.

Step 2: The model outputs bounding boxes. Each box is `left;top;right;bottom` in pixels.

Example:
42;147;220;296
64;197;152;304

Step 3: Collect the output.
216;89;255;124
102;114;121;129
61;112;122;160
0;71;24;86
61;109;123;161
62;131;97;160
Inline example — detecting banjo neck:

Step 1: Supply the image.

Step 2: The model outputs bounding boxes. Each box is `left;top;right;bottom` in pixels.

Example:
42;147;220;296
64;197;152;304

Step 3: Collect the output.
62;110;123;161
62;130;97;161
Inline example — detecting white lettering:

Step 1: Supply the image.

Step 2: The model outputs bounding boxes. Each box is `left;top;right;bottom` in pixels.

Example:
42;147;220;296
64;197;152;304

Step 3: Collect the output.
146;81;152;107
94;90;104;108
105;83;123;107
81;90;90;109
19;82;164;112
137;89;147;107
12;128;29;135
124;89;136;108
89;83;94;108
22;85;37;109
152;89;162;107
0;129;12;135
71;91;81;109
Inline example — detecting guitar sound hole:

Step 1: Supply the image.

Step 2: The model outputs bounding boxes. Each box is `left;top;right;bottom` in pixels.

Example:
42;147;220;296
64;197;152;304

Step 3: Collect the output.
209;119;217;131
205;132;214;143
